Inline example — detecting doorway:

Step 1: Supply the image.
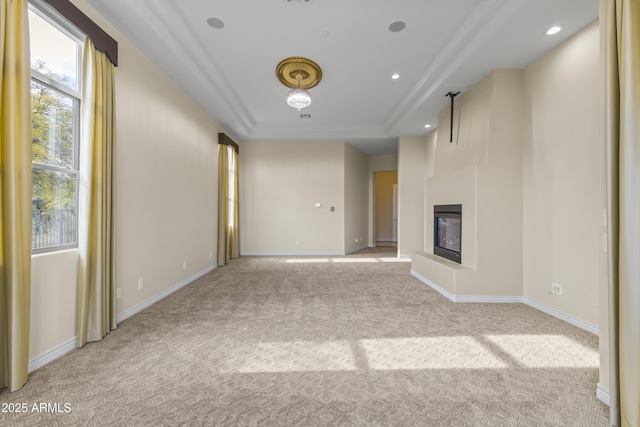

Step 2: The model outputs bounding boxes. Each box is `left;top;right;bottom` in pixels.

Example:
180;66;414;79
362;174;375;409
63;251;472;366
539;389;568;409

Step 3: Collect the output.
374;171;398;247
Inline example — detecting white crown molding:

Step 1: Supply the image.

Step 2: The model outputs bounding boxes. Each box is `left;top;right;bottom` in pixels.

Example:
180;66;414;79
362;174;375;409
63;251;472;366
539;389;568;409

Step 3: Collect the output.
383;0;526;131
154;1;256;133
87;0;596;151
94;0;255;136
248;126;389;141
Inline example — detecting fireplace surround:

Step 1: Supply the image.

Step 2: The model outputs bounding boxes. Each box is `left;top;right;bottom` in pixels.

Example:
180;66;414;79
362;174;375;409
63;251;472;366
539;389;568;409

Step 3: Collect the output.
434;204;462;263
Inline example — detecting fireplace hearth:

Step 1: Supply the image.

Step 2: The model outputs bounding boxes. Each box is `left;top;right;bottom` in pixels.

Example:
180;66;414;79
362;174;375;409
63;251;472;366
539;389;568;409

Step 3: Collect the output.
434;204;462;263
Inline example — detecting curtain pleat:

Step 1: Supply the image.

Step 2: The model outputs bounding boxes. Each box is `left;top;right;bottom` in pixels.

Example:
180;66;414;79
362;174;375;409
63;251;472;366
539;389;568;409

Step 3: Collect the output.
217;145;229;265
217;145;239;266
77;39;117;347
603;1;640;426
0;0;32;393
230;148;239;260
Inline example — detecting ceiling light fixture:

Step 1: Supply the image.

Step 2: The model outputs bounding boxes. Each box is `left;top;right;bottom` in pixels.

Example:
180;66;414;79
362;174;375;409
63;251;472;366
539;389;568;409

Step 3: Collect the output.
392;73;400;80
288;82;312;111
389;21;406;32
206;17;225;29
546;26;562;35
425;124;431;128
276;57;322;111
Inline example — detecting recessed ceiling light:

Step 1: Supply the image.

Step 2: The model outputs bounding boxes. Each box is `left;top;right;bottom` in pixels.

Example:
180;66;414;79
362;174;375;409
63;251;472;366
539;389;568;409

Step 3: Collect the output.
388;21;406;33
424;124;431;128
392;73;400;80
206;17;225;29
546;26;562;35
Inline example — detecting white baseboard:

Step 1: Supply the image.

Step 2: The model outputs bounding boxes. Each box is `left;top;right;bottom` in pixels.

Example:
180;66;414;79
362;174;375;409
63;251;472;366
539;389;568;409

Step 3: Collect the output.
29;337;77;373
410;270;521;303
346;244;370;255
411;269;457;301
241;251;345;256
411;270;598;336
376;238;395;242
596;383;610;406
455;295;523;303
117;264;217;323
522;297;599;336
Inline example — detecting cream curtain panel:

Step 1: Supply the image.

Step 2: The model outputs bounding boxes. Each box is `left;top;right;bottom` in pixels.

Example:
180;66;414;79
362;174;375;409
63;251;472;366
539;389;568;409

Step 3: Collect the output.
77;39;117;347
603;0;640;426
218;144;239;266
230;147;239;260
217;144;228;266
0;0;32;393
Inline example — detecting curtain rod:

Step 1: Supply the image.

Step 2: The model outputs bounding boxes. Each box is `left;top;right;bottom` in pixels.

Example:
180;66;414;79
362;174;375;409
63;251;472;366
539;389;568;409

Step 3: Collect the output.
218;133;239;154
43;0;118;66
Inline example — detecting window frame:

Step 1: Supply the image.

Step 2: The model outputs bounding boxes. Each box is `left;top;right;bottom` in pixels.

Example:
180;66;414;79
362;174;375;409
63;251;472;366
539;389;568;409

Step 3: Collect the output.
227;145;236;227
29;0;84;254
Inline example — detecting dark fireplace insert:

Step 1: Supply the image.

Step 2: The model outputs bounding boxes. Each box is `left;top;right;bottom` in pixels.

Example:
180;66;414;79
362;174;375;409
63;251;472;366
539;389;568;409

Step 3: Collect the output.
434;204;462;264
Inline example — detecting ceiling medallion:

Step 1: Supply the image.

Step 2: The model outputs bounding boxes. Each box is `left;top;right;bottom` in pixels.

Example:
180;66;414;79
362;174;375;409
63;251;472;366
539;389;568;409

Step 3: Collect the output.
276;57;322;110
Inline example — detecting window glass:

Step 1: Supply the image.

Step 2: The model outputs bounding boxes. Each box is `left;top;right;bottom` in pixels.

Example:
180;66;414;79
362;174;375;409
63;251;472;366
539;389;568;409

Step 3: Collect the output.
31;81;75;168
228;146;235;226
32;170;78;250
29;4;82;252
28;9;79;91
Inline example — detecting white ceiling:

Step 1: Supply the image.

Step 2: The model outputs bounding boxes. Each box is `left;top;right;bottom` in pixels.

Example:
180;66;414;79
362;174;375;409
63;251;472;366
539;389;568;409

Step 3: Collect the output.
87;0;599;155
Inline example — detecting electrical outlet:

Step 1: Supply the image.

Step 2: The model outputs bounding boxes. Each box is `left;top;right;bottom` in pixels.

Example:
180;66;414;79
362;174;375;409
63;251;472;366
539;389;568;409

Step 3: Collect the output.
183;261;187;270
117;288;121;299
296;241;300;246
138;278;143;290
551;283;562;295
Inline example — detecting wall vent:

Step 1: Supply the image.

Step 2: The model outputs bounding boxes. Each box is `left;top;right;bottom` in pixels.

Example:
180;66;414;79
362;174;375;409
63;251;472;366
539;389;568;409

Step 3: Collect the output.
300;114;311;119
285;0;311;4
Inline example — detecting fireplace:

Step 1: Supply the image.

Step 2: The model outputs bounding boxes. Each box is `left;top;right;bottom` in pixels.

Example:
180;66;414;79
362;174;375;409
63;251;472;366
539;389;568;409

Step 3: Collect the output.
434;204;462;263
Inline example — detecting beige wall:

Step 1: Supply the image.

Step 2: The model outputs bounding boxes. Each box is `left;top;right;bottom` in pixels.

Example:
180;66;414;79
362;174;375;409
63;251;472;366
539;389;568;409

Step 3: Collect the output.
369;154;398;172
239;141;345;254
398;136;427;258
115;37;220;314
30;0;221;360
344;145;370;253
421;69;524;296
523;21;601;326
522;21;604;381
30;250;78;359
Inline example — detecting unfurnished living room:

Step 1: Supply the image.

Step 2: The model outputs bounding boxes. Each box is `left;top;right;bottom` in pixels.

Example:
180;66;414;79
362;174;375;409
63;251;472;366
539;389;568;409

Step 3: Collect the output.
1;1;638;426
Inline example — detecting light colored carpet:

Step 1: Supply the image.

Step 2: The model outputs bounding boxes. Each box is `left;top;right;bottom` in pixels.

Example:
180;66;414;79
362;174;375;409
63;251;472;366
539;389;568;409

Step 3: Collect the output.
0;247;609;426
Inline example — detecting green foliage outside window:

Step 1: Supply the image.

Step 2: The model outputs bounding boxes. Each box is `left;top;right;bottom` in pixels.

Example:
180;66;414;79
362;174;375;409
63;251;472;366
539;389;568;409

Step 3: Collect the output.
31;60;78;249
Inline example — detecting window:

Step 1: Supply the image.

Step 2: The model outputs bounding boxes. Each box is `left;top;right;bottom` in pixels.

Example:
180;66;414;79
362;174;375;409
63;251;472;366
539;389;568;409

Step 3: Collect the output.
227;145;236;226
29;4;83;252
